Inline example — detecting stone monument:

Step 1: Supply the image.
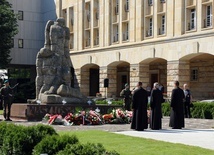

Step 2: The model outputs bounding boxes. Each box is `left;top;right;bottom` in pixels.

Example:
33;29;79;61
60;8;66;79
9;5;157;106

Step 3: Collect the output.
32;17;87;104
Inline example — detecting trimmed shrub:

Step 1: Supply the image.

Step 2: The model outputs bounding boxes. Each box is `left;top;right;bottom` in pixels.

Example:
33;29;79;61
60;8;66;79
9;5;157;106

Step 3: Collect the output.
56;143;119;155
162;102;214;119
0;123;57;155
162;103;171;116
95;100;124;106
32;134;79;155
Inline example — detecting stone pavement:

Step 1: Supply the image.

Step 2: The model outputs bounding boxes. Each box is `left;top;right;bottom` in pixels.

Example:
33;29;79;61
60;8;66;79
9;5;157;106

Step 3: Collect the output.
1;116;214;150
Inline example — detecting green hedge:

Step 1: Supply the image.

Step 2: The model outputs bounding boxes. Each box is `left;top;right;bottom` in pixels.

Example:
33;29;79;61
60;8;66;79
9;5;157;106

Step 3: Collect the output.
0;123;57;155
32;135;79;155
95;100;124;106
0;123;118;155
57;143;119;155
162;102;214;119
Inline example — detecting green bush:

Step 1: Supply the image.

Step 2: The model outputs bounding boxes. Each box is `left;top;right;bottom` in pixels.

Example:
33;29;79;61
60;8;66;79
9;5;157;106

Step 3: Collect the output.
0;123;57;155
191;102;214;119
161;102;214;119
33;134;79;155
162;103;171;116
95;100;124;106
56;143;119;155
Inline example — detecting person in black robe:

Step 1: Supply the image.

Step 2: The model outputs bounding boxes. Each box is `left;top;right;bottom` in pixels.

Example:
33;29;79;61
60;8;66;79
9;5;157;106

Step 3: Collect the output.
131;82;148;131
169;81;185;129
149;82;163;130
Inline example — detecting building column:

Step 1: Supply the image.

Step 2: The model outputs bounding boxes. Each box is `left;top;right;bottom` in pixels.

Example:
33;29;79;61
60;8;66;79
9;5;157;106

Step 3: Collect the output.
99;66;108;97
139;64;150;88
99;66;117;98
73;68;81;89
167;60;190;96
130;64;140;89
80;67;90;96
77;0;84;50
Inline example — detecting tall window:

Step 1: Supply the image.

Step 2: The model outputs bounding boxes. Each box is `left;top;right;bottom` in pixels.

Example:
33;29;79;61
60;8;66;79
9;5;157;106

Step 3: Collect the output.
206;5;212;27
190;9;196;29
161;15;165;34
148;0;153;6
18;39;23;48
149;18;153;36
125;0;129;12
191;68;198;81
18;11;23;20
115;0;119;15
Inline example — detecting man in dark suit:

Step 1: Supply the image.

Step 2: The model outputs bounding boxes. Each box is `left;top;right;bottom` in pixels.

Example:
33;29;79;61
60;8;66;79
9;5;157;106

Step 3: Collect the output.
131;82;148;131
169;81;185;129
0;80;18;121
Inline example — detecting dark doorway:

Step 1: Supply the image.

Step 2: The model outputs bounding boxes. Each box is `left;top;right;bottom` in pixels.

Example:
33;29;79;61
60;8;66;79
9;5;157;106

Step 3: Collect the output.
89;68;99;96
150;73;158;88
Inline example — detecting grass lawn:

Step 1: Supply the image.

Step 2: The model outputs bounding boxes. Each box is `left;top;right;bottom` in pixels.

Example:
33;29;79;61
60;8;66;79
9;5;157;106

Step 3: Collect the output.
59;130;214;155
0;110;3;115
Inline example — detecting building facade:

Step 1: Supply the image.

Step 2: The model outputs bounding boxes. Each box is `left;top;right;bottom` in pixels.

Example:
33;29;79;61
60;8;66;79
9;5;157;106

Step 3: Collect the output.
8;0;56;81
55;0;214;99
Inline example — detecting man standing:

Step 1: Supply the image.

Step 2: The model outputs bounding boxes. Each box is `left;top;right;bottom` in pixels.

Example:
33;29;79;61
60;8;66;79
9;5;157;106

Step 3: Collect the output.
183;84;192;118
150;82;163;130
0;80;18;121
120;83;131;111
131;82;148;131
169;81;185;129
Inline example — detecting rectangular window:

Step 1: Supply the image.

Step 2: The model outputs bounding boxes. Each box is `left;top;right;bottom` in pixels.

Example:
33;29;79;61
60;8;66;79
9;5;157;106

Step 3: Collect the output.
206;5;212;27
114;25;119;42
18;11;23;20
125;0;129;12
148;0;153;6
18;39;23;48
161;15;165;34
149;18;153;36
190;9;196;29
191;68;198;81
115;0;119;15
160;0;165;3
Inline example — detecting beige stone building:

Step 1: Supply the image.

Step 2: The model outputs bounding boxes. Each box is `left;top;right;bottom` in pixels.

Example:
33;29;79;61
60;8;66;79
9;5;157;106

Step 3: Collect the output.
55;0;214;100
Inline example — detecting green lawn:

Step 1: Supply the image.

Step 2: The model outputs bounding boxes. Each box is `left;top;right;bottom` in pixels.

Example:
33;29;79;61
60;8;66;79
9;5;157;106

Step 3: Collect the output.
59;130;214;155
0;110;3;115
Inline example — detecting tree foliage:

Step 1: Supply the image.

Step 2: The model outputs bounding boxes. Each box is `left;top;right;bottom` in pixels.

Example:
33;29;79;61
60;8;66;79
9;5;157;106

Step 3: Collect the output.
0;0;18;68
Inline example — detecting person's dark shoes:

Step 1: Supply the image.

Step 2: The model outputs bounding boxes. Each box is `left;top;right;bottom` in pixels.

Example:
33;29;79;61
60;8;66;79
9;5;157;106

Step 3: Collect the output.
4;118;12;121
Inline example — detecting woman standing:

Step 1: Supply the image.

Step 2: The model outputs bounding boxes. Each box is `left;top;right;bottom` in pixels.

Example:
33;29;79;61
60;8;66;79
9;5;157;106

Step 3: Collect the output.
150;82;163;130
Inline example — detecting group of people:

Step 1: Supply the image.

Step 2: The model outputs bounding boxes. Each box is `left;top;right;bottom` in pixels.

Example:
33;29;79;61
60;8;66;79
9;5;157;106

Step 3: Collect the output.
120;80;192;131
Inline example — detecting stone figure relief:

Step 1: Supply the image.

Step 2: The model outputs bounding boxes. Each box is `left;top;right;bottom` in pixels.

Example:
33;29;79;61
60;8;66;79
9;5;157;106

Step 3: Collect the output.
34;17;87;104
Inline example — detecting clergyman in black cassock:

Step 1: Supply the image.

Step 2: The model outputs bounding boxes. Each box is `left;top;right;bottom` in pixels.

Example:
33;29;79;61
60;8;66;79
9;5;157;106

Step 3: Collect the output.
169;81;185;129
131;82;148;131
149;82;163;130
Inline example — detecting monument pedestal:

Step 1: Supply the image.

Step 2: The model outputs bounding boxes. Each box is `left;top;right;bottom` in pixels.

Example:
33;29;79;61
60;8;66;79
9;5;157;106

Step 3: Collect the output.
11;103;123;121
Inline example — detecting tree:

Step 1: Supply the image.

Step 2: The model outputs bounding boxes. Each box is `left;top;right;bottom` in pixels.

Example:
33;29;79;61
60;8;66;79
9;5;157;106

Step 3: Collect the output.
0;0;18;69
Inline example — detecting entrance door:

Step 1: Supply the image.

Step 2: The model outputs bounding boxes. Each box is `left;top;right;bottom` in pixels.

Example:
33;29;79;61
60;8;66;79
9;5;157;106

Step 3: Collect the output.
89;69;99;96
117;73;129;96
150;73;158;88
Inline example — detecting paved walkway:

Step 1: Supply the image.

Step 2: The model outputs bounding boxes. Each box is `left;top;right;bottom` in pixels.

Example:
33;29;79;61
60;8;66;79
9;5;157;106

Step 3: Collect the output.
1;116;214;150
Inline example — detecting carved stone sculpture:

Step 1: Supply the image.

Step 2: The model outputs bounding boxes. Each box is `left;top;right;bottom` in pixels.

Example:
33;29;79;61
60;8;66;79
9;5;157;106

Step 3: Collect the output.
33;17;87;104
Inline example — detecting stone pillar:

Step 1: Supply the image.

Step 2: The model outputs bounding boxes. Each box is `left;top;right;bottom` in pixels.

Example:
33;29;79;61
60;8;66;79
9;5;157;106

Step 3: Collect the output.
74;68;81;89
77;0;84;50
178;61;190;87
107;66;117;98
167;60;190;96
80;68;90;96
135;0;143;41
99;66;108;97
99;66;117;98
130;64;140;90
139;64;150;88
